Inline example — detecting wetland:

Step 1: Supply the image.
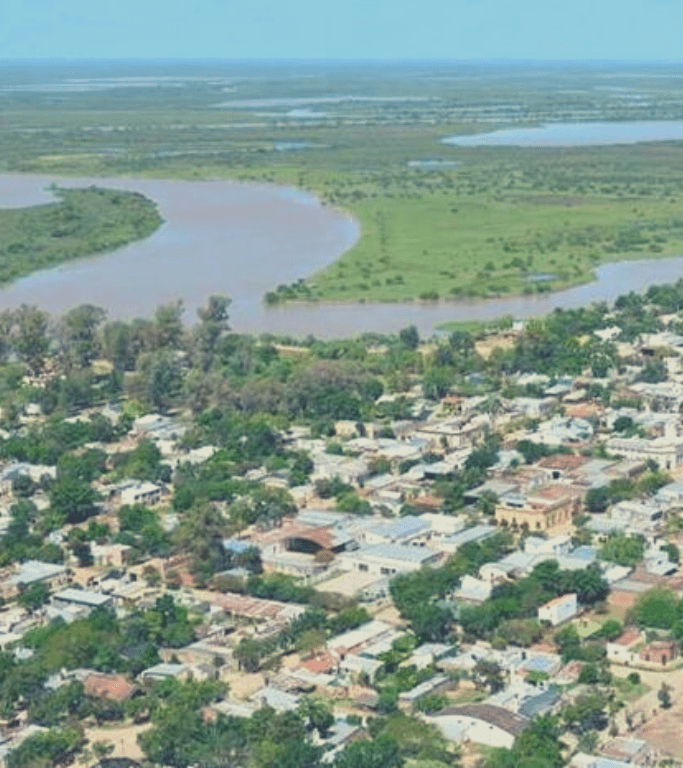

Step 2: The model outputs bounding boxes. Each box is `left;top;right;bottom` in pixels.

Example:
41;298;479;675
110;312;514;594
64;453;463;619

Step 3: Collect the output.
6;61;683;335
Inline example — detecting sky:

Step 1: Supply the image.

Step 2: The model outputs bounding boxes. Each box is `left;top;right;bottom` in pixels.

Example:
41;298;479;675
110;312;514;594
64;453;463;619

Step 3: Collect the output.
1;0;682;61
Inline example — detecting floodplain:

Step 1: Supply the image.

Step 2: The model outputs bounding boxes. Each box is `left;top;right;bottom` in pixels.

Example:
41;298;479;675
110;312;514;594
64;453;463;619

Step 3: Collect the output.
4;60;683;319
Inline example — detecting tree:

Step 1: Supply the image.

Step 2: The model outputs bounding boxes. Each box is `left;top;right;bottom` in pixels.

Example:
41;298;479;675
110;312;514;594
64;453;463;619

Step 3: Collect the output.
399;325;419;350
631;587;682;629
130;351;183;413
585;486;610;514
298;696;334;737
334;736;404;768
49;476;99;525
295;629;327;660
234;637;265;672
154;300;185;350
600;532;645;567
658;683;672;709
59;304;106;369
422;367;452;400
408;603;452;643
6;727;83;768
91;741;114;761
595;618;622;641
194;295;231;369
473;660;505;694
563;692;609;734
102;321;135;371
17;582;50;613
13;304;49;375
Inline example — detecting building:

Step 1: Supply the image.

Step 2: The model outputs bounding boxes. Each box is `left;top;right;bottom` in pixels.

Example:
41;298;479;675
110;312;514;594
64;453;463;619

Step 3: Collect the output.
607;429;683;472
606;629;644;664
495;486;580;535
361;517;429;547
327;619;395;656
426;704;528;749
91;543;132;568
538;593;578;626
1;561;68;600
639;640;678;666
83;673;137;702
398;674;451;711
338;544;440;577
52;588;113;612
120;481;163;507
141;663;191;683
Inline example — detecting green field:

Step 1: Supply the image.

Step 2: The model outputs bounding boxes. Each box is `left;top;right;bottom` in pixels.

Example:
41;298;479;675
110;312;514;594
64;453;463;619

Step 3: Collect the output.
0;187;162;285
5;61;683;304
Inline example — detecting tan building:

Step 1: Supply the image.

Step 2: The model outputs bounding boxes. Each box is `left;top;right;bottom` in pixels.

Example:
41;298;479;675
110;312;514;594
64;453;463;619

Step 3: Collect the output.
495;485;581;535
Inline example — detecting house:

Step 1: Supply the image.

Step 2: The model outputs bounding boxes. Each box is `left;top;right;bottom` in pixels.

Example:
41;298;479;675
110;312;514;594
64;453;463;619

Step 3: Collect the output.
606;629;644;664
337;653;382;681
495;486;580;536
91;543;132;568
327;619;395;656
456;575;493;603
52;588;113;613
250;685;300;712
538;593;578;626
639;639;678;666
360;518;429;547
524;534;572;558
607;427;683;471
83;673;137;702
338;544;440;577
398;674;451;710
439;524;496;554
426;704;528;749
120;481;163;507
141;663;191;683
1;560;68;600
410;643;454;670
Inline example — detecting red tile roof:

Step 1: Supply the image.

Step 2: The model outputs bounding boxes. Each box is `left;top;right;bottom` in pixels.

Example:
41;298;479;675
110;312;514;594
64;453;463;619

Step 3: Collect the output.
83;673;137;702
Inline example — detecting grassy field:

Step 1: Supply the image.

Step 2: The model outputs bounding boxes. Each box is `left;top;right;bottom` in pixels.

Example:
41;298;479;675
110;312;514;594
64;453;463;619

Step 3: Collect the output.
5;61;683;304
0;187;162;285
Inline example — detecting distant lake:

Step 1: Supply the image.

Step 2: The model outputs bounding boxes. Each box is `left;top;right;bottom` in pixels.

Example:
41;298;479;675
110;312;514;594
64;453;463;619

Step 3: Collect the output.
443;121;683;147
2;173;683;339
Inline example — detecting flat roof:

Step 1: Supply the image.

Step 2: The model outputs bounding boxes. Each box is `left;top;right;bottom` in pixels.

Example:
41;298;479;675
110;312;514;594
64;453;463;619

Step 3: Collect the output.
53;588;112;607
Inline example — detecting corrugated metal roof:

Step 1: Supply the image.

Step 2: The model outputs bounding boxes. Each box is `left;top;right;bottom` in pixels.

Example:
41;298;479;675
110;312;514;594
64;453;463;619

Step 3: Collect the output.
356;543;436;563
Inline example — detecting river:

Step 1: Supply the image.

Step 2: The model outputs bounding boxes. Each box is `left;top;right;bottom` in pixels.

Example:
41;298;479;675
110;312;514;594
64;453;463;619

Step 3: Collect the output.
1;173;683;338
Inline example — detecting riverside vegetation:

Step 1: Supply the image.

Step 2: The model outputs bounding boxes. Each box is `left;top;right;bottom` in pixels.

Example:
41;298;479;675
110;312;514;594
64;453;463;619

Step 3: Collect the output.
0;186;162;284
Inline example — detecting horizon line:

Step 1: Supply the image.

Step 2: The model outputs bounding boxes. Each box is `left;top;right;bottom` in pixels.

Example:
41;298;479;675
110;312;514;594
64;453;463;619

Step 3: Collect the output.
4;56;683;64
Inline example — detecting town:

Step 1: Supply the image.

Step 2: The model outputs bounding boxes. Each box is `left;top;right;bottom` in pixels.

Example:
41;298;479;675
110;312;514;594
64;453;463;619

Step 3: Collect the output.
0;286;682;767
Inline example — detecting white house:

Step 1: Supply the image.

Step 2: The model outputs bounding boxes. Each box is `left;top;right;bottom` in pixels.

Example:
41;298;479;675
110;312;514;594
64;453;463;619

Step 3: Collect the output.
606;628;644;665
538;593;578;626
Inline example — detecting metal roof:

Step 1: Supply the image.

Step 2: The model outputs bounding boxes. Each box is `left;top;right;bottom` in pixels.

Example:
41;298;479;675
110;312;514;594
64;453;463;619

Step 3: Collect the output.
53;588;112;607
443;524;496;549
435;704;528;736
356;543;437;563
10;560;66;586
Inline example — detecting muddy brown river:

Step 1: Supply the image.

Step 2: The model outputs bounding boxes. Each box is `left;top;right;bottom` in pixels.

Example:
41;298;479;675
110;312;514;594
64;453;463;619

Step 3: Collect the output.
1;173;683;338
